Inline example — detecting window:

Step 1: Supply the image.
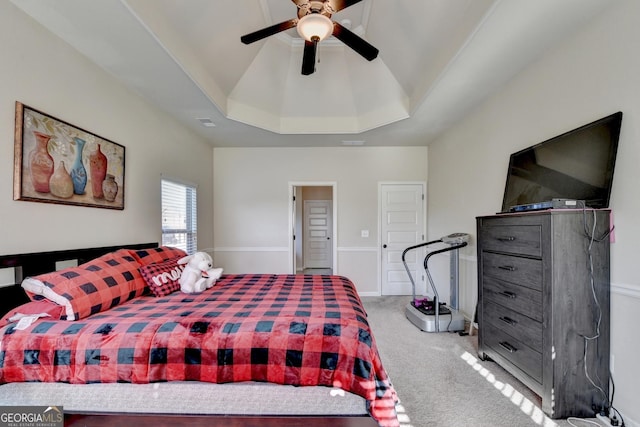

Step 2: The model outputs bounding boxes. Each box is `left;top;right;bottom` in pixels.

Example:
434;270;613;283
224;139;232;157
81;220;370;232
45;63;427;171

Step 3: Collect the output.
161;178;197;254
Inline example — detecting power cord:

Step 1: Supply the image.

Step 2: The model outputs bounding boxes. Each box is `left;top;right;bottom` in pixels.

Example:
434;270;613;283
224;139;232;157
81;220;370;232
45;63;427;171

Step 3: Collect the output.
581;204;615;242
444;310;453;332
567;416;605;427
580;207;624;426
581;209;608;409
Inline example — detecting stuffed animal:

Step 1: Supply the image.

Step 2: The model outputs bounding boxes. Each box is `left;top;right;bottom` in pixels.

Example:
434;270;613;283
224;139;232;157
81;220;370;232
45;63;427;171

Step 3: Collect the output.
177;252;223;293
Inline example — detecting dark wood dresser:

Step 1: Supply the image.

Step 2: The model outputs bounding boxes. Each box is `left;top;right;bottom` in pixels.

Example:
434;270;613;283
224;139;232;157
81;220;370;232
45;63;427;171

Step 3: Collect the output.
476;210;610;418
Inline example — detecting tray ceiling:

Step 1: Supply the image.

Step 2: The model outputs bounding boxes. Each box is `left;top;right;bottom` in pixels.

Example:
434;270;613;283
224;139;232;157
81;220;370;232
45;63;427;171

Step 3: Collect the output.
12;0;611;147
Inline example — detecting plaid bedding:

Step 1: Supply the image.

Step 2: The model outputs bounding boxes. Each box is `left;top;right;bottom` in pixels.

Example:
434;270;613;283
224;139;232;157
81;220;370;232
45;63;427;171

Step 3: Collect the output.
0;274;398;427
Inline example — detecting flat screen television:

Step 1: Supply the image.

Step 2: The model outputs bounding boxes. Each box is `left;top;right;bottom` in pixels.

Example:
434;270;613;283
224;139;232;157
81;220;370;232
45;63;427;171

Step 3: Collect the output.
501;112;622;212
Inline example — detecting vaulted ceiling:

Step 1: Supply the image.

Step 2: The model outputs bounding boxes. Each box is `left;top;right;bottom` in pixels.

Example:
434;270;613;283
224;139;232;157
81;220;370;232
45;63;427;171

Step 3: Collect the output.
13;0;610;147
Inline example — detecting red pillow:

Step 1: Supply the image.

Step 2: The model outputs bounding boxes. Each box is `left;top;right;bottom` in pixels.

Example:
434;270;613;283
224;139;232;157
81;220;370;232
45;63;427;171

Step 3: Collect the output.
0;300;64;326
130;246;187;266
21;249;146;320
139;257;185;297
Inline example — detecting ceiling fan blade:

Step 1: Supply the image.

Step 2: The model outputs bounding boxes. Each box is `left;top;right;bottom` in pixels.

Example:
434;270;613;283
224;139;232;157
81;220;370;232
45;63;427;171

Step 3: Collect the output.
329;0;363;13
241;18;298;44
332;22;378;61
301;39;317;75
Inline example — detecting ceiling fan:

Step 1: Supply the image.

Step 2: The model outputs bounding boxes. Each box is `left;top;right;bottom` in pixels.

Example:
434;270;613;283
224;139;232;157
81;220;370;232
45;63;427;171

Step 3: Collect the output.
240;0;379;75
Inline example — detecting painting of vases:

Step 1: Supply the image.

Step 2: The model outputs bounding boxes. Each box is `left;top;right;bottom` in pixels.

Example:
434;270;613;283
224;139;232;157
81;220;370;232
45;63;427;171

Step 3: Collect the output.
13;102;126;210
28;131;54;193
89;144;108;199
49;161;74;198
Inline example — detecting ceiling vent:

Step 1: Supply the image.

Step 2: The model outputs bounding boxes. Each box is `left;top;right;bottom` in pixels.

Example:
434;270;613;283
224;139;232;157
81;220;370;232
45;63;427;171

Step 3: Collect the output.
197;118;216;127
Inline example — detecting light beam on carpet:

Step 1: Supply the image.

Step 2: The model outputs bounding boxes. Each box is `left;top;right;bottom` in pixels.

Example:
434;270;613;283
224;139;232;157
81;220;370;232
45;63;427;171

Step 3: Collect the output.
460;351;559;427
395;398;413;426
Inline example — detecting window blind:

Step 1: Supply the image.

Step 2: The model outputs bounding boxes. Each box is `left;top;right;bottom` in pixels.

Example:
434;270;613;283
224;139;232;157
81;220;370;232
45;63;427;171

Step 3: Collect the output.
161;179;197;254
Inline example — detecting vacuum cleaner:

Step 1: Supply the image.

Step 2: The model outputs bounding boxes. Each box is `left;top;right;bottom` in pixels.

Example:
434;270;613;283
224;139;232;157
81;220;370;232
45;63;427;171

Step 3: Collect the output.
402;233;469;332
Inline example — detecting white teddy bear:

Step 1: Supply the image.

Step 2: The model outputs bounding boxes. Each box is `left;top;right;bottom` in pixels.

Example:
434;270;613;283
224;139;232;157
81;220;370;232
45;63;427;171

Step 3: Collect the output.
177;252;223;293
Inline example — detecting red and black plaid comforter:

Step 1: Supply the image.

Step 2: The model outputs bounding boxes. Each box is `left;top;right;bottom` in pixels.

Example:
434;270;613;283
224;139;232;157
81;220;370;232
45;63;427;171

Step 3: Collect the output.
0;274;398;426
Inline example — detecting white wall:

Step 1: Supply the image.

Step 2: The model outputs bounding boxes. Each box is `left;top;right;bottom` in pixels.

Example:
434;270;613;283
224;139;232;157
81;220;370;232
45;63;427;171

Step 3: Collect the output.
0;2;214;255
213;146;428;294
427;0;640;424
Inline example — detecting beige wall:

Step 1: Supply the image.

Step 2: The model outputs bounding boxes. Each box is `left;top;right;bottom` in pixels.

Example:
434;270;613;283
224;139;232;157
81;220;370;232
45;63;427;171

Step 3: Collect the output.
0;2;214;255
213;146;428;294
427;1;640;424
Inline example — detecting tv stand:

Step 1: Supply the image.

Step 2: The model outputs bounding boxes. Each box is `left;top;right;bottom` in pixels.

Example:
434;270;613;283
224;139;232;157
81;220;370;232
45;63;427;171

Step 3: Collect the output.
476;210;610;418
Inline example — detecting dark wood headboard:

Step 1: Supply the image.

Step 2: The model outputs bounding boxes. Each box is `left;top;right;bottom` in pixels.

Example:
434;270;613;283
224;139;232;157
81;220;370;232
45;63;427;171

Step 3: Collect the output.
0;242;157;317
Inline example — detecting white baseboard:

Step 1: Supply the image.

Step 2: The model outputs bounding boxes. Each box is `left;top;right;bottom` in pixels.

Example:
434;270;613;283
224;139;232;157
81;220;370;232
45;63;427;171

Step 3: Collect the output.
358;291;382;297
611;282;640;299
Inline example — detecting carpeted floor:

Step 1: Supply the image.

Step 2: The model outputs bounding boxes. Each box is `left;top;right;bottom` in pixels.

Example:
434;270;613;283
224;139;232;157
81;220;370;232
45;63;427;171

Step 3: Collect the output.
361;296;604;427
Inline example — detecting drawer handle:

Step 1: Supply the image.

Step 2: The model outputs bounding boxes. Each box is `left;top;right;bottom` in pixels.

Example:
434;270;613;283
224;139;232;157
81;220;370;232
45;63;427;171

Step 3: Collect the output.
497;265;516;271
499;316;517;326
499;341;518;353
498;291;517;299
497;236;516;242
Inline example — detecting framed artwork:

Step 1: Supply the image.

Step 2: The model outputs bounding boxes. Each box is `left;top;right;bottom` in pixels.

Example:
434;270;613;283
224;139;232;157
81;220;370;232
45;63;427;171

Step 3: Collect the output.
13;102;125;210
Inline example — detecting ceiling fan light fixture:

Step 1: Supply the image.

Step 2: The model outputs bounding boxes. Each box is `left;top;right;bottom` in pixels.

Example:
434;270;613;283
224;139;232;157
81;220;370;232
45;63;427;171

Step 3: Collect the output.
296;14;333;42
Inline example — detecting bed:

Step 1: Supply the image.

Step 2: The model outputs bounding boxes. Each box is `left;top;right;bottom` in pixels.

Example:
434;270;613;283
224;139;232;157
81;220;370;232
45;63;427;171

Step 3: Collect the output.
0;244;398;427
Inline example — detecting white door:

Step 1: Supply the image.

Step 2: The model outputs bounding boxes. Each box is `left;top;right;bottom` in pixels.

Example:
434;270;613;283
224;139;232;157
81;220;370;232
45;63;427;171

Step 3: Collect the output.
381;184;425;295
304;200;333;269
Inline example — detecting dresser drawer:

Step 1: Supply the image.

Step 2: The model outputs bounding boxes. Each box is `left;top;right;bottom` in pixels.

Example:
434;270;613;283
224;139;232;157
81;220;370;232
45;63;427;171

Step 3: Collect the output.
480;224;542;257
483;276;542;322
484;322;542;384
482;252;542;291
484;301;542;349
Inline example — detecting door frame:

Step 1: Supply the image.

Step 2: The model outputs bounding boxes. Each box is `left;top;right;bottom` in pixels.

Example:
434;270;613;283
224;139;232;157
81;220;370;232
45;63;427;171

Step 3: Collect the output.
288;182;338;274
377;181;427;295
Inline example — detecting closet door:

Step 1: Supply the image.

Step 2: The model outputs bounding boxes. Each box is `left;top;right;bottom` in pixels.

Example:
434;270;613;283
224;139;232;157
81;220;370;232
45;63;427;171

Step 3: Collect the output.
381;183;425;295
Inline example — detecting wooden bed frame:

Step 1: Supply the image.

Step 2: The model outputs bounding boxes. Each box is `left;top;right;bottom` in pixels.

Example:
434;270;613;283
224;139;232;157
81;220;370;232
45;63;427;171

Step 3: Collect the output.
0;242;158;317
0;244;379;427
64;414;376;426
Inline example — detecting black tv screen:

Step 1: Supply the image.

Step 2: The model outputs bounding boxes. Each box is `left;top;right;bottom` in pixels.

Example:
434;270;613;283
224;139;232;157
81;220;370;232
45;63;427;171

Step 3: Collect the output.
501;112;622;212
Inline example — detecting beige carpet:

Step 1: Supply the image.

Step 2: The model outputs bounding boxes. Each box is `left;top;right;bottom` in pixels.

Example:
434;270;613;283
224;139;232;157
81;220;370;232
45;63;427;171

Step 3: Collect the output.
361;296;604;427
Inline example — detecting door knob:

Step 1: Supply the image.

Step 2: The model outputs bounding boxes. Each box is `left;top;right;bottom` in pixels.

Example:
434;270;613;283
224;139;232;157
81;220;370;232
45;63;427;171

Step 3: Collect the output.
383;244;387;248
